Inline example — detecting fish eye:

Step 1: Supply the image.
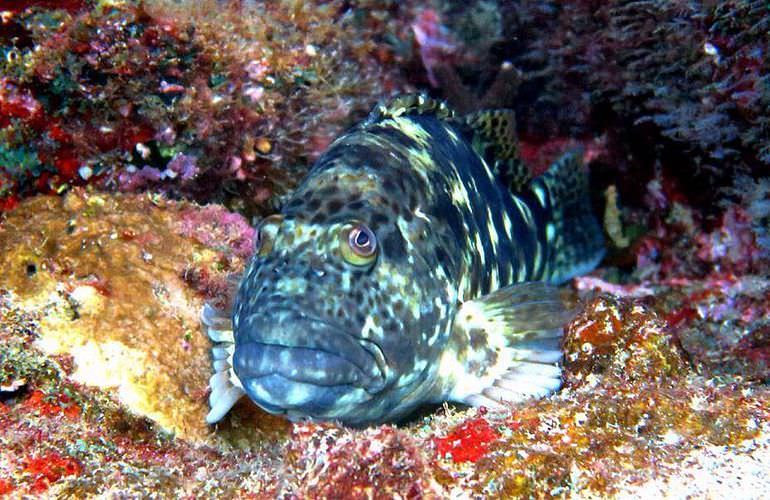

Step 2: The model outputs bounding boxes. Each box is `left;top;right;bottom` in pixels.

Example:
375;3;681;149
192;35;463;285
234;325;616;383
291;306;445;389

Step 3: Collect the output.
255;214;283;257
341;223;378;266
350;226;375;255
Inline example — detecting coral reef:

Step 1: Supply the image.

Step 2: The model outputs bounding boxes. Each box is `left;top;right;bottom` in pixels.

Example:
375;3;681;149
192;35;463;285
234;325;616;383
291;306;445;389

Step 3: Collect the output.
0;0;414;214
1;190;767;495
0;0;769;497
418;1;769;210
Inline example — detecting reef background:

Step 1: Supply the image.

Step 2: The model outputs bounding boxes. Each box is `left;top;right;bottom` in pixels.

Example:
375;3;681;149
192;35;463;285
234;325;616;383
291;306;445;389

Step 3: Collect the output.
1;0;769;497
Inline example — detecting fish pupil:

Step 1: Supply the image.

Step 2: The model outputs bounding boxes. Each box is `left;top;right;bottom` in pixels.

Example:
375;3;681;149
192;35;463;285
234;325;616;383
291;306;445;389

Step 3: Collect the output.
355;231;369;247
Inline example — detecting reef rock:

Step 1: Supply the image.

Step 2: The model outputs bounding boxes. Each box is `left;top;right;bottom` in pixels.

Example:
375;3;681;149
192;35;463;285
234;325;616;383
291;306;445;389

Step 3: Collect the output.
0;188;259;442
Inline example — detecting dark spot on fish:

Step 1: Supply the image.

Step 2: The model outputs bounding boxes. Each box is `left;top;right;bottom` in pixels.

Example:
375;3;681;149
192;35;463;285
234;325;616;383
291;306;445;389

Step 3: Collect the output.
435;245;451;264
26;263;37;277
306;198;321;211
327;199;343;213
381;232;406;260
286;198;303;209
371;213;389;227
499;263;510;284
396;176;408;193
468;328;487;350
316;186;337;199
486;349;498;368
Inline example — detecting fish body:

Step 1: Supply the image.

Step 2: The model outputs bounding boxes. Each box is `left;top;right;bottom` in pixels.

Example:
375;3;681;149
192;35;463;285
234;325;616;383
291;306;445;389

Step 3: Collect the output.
203;95;605;426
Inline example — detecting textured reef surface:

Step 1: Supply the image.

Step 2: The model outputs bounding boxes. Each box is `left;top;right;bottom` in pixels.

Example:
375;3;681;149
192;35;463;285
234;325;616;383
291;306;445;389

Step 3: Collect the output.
1;0;769;497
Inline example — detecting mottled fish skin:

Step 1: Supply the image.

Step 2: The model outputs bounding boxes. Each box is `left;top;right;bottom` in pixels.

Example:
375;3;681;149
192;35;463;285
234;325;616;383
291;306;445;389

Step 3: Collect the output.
218;95;604;426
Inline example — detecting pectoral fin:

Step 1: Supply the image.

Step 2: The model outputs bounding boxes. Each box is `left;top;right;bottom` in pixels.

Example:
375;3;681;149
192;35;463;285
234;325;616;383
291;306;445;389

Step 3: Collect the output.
201;302;245;424
437;282;569;408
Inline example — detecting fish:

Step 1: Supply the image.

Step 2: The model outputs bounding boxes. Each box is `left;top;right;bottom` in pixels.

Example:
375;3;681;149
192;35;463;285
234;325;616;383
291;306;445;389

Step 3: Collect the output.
201;94;605;426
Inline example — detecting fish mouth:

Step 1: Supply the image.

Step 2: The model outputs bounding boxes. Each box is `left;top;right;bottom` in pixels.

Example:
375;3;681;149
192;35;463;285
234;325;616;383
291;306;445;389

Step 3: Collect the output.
234;314;388;400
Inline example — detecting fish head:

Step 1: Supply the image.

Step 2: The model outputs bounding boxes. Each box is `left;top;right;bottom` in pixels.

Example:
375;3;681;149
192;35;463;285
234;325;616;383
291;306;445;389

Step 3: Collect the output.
232;168;457;425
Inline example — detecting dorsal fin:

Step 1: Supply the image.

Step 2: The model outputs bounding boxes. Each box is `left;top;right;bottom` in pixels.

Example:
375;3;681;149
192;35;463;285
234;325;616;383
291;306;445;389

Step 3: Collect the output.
364;93;457;125
463;109;531;192
364;94;530;191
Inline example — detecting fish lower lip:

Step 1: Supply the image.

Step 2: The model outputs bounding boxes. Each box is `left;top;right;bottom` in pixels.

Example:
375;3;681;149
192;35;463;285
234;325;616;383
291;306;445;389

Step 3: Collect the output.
251;397;286;415
301;316;389;388
246;374;362;416
234;342;385;392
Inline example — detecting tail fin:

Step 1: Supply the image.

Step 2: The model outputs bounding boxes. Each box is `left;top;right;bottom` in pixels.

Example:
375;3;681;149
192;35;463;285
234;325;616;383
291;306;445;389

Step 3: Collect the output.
201;303;245;424
530;151;605;284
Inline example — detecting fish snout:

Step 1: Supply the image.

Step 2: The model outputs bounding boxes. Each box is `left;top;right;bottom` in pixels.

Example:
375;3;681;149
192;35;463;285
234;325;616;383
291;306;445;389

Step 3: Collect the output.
233;315;388;416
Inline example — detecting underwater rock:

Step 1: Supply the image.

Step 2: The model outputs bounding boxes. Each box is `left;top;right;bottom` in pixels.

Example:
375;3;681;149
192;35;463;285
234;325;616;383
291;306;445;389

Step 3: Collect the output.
285;423;445;497
430;294;769;497
0;188;257;442
562;295;688;388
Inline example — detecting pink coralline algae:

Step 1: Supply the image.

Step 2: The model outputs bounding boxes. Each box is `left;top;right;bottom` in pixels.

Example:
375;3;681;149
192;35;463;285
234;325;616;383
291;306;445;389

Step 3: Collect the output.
116;154;199;191
286;423;443;497
177;204;255;260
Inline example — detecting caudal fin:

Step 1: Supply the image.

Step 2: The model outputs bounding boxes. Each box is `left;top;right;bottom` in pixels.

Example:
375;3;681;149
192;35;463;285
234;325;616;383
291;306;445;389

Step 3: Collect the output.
530;151;605;284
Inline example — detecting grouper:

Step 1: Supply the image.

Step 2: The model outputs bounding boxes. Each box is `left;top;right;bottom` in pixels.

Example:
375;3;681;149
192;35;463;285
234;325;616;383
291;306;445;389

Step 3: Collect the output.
202;94;605;426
